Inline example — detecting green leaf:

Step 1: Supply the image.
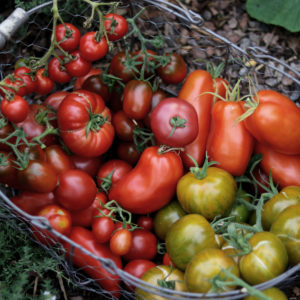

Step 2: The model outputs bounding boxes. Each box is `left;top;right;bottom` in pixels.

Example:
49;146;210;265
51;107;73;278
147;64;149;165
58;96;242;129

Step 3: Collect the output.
246;0;300;32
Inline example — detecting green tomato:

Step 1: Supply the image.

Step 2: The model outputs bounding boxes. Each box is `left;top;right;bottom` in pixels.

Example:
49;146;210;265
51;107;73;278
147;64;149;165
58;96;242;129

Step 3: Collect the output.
229;189;252;223
243;287;287;300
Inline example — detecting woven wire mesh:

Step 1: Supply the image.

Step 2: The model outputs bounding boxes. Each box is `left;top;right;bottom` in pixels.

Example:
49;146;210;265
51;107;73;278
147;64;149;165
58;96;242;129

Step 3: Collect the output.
0;0;300;299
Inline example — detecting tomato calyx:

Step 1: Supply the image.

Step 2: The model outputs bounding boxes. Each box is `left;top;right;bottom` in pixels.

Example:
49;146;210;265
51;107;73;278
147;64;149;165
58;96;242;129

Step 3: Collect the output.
157;145;184;155
168;116;187;138
98;169;114;193
132;123;155;153
86;109;108;136
156;266;178;291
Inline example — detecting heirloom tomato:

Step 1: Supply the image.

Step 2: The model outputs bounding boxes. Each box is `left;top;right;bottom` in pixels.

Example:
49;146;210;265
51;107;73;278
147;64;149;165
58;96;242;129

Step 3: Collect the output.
104;13;128;41
243;287;287;300
55;23;80;52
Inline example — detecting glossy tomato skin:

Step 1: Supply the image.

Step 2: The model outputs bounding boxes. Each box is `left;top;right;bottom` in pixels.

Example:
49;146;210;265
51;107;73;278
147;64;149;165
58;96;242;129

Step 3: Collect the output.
270;204;300;265
185;248;239;293
110;228;133;256
82;73;110;102
73;68;101;90
0;151;18;186
206;101;254;176
57;90;114;157
55;23;80;52
214;77;228;100
70;155;102;177
239;231;288;285
19;144;46;162
1;95;29;123
116;141;140;165
65;50;92;77
44;91;69;110
123;80;153;120
151;97;198;147
243;90;300;155
137;216;153;231
0;121;15;151
14;66;37;94
48;56;73;84
92;216;115;243
243;287;287;300
178;70;214;168
104;13;128;41
112;110;137;141
255;143;300;188
0;76;27;97
35;68;54;95
109;146;184;214
109;51;135;82
177;167;237;220
166;214;218;270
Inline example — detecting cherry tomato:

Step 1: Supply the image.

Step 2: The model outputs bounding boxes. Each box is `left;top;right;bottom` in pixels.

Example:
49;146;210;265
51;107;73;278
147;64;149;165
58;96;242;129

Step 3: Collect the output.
92;216;115;243
137;216;153;231
112;110;137;141
0;75;27;97
18;143;46;162
116;141;140;165
48;56;73;84
14;66;36;94
109;51;135;82
104;13;128;41
1;95;29;123
65;50;92;77
110;228;133;256
0;151;18;186
70;154;102;177
55;23;80;52
73;68;101;90
132;49;157;77
35;68;54;95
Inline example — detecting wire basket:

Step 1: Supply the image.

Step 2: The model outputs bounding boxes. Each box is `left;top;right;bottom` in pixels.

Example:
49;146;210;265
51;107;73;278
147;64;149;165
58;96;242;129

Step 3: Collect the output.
0;0;300;299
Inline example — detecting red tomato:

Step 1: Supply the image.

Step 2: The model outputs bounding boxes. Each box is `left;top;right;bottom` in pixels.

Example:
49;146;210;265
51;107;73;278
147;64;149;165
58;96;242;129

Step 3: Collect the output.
55;169;97;211
109;51;135;82
55;23;80;52
109;146;184;214
123;80;153;120
73;68;101;90
132;49;157;77
116;141;140;165
14;66;37;94
0;76;27;97
104;13;128;41
35;68;54;95
112;110;137;141
137;216;153;231
18;143;46;162
214;77;228;100
110;228;133;256
178;70;214;168
0;121;15;151
70;154;102;177
48;56;73;84
163;253;174;266
57;90;114;157
206;101;254;176
44;91;69;110
150;97;199;147
0;151;18;186
79;32;108;62
92;216;115;243
65;50;92;77
1;95;29;123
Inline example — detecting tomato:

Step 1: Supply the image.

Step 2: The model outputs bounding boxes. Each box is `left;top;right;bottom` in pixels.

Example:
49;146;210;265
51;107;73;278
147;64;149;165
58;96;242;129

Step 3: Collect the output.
176;165;237;220
153;200;186;240
184;248;239;293
255;142;300;188
96;159;132;191
14;66;36;94
110;228;133;256
92;216;115;243
0;151;18;186
73;68;101;90
104;13;128;41
162;253;174;267
243;90;300;155
132;49;157;77
166;214;218;270
65;50;92;77
135;265;186;300
157;53;187;84
19;143;46;162
55;23;80;52
63;226;122;296
239;231;288;285
57;90;114;157
150;97;198;147
116;141;140;165
123;80;153;120
214;77;229;100
109;51;135;82
70;154;102;177
48;56;73;84
206;100;254;176
35;68;54;95
112;110;137;142
123;229;157;261
178;70;214;168
109;146;184;214
0;121;15;151
17;160;58;193
108;85;124;112
137;216;153;231
0;76;27;97
243;287;287;300
1;95;29;123
270;204;300;265
123;259;156;291
44;91;69;110
79;32;108;62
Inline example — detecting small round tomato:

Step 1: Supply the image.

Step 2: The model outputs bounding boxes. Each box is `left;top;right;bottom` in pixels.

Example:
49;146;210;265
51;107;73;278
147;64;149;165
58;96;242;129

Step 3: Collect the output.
157;53;187;84
1;95;29;123
14;66;36;94
56;23;80;52
48;56;73;84
73;68;101;90
112;110;137;141
151;97;198;147
79;32;108;62
243;287;287;300
18;144;46;162
110;228;133;256
104;13;128;41
92;216;115;243
0;76;27;97
70;154;102;177
0;151;18;186
109;51;135;82
35;68;54;95
137;216;153;231
65;50;92;77
132;49;157;77
116;141;140;165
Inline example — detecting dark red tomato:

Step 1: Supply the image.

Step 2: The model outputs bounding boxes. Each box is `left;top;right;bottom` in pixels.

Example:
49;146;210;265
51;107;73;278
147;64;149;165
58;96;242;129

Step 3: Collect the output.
123;229;157;261
96;159;132;191
163;253;174;266
11;191;56;215
57;90;114;157
137;216;153;231
0;76;27;97
70;154;102;177
178;70;214;168
92;216;115;243
109;51;135;82
55;169;97;211
108;85;124;112
112;110;137;141
104;13;128;41
55;23;80;52
0;121;15;151
63;226;122;296
14;66;36;94
110;228;133;256
132;49;157;77
1;95;29;123
255;143;300;188
73;68;101;90
117;142;140;165
44;91;69;110
33;204;72;246
17;160;58;193
214;77;228;100
157;53;187;84
109;146;184;214
82;73;110;102
65;50;92;77
35;68;54;95
151;97;198;147
0;151;17;186
18;143;46;162
48;56;73;84
79;32;108;62
206;100;254;176
123;80;153;120
123;259;156;291
45;144;74;175
249;166;270;196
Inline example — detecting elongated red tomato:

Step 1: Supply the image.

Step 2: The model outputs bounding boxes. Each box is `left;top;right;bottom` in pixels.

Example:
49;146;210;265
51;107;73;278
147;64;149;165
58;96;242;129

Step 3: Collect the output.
178;70;214;168
206;101;254;176
243;90;300;155
109;146;184;214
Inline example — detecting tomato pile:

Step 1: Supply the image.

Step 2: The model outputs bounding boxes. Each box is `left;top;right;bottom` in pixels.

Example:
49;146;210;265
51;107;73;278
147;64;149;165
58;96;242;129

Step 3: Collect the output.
0;1;299;299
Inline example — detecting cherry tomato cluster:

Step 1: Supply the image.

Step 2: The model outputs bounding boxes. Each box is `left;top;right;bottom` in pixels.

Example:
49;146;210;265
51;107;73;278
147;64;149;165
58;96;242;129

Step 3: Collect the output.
0;5;298;300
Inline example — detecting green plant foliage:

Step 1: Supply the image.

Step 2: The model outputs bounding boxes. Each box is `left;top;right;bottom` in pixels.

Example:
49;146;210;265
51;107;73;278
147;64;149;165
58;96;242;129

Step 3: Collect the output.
246;0;300;32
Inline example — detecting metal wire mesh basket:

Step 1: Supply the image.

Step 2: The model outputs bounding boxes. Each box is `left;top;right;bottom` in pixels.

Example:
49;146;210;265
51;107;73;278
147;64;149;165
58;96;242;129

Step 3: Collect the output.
0;0;300;299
